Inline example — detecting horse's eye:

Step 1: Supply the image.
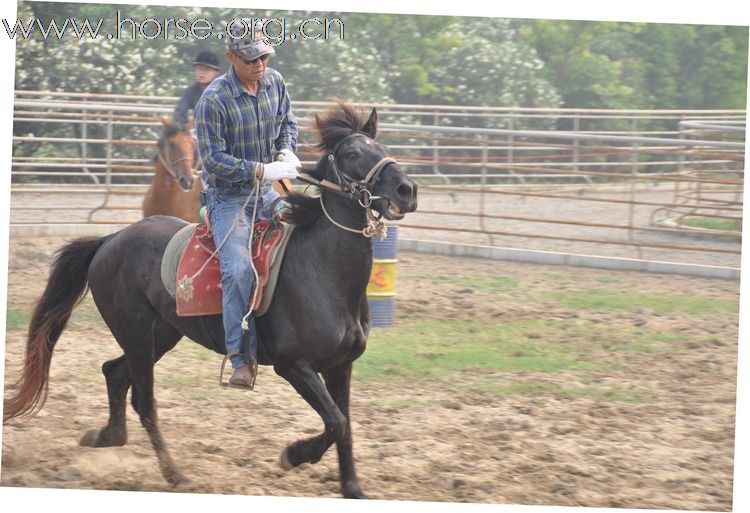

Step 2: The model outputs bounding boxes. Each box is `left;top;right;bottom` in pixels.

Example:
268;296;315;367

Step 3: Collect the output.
346;151;358;160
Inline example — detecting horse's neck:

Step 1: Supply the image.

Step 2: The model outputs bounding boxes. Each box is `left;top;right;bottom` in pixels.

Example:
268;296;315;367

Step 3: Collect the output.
302;192;374;288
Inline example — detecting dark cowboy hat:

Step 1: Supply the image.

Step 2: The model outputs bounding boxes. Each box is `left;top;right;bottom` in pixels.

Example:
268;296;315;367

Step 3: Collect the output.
193;50;221;70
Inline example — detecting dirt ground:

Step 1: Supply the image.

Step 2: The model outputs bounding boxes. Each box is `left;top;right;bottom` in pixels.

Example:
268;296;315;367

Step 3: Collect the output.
0;235;740;510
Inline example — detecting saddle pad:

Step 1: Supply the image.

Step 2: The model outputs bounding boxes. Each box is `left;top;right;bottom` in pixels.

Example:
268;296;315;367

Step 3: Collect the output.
160;221;295;317
161;223;196;298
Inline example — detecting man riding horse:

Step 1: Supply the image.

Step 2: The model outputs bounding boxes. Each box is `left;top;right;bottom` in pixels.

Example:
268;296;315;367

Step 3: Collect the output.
194;21;301;389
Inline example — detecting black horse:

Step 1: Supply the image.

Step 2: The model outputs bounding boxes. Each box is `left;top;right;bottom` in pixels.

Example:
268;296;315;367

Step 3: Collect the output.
3;102;418;499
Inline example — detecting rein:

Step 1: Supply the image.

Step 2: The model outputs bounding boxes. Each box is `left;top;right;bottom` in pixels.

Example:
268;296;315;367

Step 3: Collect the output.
297;133;396;239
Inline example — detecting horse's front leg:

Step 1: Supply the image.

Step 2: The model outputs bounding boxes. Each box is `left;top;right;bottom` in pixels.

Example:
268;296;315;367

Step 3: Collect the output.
323;362;364;499
275;362;365;499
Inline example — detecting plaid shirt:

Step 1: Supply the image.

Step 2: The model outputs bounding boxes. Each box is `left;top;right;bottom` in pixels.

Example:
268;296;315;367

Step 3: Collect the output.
195;65;298;187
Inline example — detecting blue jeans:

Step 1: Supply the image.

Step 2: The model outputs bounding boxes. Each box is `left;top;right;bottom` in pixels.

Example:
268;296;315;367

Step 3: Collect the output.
205;183;280;369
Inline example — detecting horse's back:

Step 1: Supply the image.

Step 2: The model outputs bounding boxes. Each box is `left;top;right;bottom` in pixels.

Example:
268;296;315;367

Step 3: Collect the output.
88;216;188;300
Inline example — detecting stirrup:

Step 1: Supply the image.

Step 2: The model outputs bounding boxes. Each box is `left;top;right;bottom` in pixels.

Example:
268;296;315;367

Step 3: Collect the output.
219;352;258;391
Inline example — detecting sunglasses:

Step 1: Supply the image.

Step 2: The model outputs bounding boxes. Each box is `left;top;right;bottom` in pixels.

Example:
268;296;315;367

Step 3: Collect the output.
233;52;270;66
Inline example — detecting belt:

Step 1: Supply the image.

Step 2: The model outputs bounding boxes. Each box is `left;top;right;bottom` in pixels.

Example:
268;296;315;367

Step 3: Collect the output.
206;175;253;192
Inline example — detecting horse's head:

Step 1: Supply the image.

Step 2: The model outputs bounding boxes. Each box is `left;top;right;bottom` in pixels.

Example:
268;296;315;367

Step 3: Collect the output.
156;117;198;192
314;102;418;220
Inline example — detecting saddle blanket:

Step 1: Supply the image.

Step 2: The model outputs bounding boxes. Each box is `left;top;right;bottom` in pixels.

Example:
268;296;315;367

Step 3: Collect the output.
160;219;295;317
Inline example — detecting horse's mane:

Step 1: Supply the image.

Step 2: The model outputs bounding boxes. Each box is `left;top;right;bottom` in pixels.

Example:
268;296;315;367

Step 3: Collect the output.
285;101;370;229
161;122;189;139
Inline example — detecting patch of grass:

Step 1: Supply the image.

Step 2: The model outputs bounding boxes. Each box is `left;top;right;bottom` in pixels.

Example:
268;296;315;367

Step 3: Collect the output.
5;307;30;331
456;275;519;294
546;273;574;282
412;273;518;294
354;317;699;405
681;216;742;232
355;319;599;384
549;290;737;316
472;379;655;403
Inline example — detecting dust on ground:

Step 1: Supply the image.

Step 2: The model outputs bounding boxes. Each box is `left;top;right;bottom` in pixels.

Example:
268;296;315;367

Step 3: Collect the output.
1;235;740;510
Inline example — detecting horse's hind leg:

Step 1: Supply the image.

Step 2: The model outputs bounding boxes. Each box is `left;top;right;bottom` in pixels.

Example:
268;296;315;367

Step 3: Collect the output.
80;322;181;449
275;362;365;499
79;355;131;447
91;304;186;485
126;319;187;485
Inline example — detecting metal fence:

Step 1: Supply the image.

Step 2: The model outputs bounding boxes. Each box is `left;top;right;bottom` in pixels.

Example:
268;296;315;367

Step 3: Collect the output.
10;90;745;270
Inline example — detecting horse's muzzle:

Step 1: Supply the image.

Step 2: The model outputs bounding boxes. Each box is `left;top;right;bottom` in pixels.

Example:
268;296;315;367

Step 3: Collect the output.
178;176;195;192
379;177;418;220
394;177;418;214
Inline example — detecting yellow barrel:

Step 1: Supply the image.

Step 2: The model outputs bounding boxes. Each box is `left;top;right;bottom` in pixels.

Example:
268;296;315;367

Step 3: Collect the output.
367;258;397;297
368;227;398;327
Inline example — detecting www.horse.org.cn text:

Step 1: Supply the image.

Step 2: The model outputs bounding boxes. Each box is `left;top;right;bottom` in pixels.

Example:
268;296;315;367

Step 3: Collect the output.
2;12;347;44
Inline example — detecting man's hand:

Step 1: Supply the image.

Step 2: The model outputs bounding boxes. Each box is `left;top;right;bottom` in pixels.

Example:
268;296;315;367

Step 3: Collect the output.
262;161;299;182
276;148;302;170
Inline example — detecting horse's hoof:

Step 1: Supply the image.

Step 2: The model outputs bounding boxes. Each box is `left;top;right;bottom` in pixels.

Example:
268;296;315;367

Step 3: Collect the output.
79;429;101;447
343;486;367;499
79;428;126;447
280;448;294;471
166;470;191;486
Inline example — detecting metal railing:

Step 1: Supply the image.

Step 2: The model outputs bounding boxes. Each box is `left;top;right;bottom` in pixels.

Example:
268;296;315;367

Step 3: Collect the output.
11;90;745;269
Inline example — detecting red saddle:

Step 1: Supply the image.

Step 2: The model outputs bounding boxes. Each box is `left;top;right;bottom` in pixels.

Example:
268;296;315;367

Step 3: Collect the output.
175;219;286;317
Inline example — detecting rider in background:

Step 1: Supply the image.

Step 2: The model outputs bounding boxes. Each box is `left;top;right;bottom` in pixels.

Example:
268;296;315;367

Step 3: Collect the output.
194;23;301;389
173;50;222;125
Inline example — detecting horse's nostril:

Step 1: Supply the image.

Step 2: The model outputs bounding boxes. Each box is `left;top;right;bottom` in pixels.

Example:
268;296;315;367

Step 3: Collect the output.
396;183;412;198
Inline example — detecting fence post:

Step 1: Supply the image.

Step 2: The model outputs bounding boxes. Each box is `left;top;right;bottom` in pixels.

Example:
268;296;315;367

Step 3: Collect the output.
628;116;642;258
479;134;494;246
573;112;581;173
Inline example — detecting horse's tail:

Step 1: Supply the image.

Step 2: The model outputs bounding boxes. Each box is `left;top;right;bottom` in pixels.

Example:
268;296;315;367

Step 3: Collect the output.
3;236;108;422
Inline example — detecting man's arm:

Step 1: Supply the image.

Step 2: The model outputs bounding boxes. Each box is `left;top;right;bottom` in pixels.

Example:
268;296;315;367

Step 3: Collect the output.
274;78;298;152
172;85;194;125
195;95;259;184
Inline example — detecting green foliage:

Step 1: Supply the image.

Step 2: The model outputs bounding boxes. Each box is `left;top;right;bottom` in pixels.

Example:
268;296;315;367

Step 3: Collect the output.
13;2;747;110
516;19;748;109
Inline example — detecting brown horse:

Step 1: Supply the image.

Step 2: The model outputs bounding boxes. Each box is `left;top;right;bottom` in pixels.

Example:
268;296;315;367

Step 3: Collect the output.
142;118;202;223
142;118;293;223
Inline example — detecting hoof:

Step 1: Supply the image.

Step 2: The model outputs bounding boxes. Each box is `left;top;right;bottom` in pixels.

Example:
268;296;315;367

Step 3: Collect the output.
344;487;367;499
166;471;191;487
79;429;101;447
343;479;366;499
280;448;294;471
79;428;126;448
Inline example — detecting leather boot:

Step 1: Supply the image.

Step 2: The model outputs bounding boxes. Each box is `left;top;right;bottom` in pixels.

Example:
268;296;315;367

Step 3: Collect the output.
228;357;257;390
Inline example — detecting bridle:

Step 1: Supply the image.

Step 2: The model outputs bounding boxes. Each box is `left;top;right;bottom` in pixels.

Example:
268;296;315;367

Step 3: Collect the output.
296;133;397;239
157;137;198;185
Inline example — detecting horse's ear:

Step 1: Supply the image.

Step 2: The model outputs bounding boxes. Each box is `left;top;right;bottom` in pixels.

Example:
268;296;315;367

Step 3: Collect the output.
362;108;378;139
160;116;171;127
314;113;322;128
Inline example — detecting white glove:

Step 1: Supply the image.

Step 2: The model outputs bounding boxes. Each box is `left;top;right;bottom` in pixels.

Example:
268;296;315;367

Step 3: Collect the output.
262;161;298;183
276;148;301;170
